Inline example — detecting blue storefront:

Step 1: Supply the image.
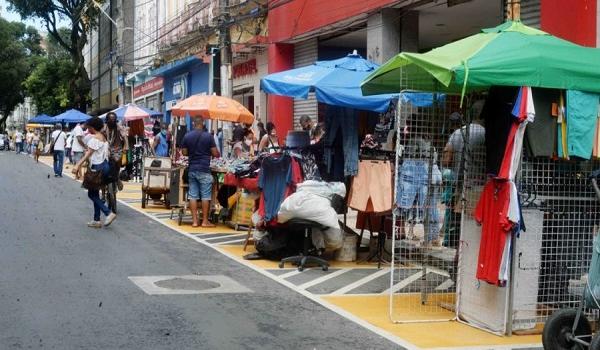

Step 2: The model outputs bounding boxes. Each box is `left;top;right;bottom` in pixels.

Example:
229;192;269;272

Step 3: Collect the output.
149;55;209;124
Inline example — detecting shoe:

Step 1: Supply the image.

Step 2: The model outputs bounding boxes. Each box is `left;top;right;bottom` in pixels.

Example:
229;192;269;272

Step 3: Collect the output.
87;221;102;228
104;212;117;227
117;180;123;191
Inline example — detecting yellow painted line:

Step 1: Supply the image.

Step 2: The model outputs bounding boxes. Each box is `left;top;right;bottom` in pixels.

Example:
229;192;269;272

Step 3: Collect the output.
322;294;541;349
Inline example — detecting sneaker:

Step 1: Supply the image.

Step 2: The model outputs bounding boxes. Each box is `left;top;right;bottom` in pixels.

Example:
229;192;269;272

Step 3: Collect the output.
104;212;117;227
87;221;102;228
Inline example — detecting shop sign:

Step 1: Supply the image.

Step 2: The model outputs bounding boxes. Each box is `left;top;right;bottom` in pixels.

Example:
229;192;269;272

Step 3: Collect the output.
233;59;257;79
133;77;164;98
172;74;188;100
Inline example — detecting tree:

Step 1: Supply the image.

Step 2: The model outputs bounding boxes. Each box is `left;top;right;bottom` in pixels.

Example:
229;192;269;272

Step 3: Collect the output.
24;27;77;116
6;0;104;112
0;18;39;129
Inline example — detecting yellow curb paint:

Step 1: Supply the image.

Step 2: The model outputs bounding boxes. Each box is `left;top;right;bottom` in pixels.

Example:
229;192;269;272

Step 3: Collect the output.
322;295;541;349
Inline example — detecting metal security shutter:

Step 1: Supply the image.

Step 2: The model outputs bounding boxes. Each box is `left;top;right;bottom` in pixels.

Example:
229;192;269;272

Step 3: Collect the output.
293;38;318;130
504;0;540;28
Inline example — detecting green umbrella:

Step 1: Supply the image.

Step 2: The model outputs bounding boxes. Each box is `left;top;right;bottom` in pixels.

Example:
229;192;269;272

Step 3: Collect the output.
361;21;600;99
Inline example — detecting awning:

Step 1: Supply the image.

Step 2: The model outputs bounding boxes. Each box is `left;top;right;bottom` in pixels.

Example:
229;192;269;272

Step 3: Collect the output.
150;55;204;77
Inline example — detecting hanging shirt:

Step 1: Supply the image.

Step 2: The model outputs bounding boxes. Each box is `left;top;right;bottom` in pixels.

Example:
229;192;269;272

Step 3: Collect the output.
259;155;292;222
566;90;600;159
474;179;514;286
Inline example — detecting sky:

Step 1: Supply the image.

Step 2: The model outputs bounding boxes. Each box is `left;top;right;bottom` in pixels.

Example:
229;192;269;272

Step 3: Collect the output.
0;0;69;32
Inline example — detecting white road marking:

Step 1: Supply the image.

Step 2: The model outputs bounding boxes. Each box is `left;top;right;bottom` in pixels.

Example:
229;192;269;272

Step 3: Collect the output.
435;278;455;291
329;268;390;295
278;269;306;279
215;238;246;245
296;268;351;290
381;271;423;295
203;233;247;241
37;159;540;350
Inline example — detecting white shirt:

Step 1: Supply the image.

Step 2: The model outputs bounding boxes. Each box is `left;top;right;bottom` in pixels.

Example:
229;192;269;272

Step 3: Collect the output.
71;124;85;152
15;131;23;143
51;130;67;151
65;134;73;148
86;137;109;165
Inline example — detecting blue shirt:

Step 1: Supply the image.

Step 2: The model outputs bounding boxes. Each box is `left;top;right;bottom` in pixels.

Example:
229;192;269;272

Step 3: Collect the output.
182;129;216;173
155;132;169;157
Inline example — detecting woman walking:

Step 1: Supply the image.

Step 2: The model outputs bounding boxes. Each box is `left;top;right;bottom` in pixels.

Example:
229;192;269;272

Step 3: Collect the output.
72;117;117;228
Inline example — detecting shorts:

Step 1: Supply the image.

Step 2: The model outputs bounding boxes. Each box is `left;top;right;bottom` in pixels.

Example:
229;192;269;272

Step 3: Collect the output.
348;160;392;213
72;151;84;164
188;171;213;201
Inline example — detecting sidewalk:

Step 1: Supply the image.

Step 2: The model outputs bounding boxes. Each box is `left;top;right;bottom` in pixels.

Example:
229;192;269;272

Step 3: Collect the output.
38;155;542;349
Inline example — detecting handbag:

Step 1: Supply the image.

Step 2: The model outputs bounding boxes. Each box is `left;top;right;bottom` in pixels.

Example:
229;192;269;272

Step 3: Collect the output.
82;168;104;190
49;131;63;154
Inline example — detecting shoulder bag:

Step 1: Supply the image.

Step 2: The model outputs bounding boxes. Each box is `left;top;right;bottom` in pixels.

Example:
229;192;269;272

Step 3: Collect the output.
49;131;63;154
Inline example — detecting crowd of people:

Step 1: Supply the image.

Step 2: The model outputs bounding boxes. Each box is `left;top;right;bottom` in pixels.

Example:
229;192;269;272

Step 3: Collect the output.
5;113;324;231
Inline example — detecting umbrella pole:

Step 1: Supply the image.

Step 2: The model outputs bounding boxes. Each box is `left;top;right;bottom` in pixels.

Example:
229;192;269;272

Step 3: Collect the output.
507;0;521;21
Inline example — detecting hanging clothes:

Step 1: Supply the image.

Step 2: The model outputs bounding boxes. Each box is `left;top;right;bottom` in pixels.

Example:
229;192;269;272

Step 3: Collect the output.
483;86;519;177
566;90;600;160
525;88;559;157
474;179;515;286
258;154;292;222
324;106;359;177
557;93;568;159
348;160;392;213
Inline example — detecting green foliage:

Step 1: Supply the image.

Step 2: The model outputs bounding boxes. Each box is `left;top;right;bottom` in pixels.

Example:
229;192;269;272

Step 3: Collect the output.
6;0;106;111
24;56;76;116
0;17;39;127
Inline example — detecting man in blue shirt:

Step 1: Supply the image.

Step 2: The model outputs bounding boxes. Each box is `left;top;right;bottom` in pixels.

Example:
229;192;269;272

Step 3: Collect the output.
182;118;220;227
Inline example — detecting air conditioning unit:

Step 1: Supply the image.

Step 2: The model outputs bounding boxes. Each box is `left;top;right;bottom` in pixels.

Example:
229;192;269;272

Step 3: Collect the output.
165;100;178;111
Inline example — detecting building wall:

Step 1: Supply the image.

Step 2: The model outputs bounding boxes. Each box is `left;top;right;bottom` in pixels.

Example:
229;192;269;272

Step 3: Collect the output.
541;0;597;47
134;0;159;71
268;0;398;43
6;98;36;131
161;61;210;123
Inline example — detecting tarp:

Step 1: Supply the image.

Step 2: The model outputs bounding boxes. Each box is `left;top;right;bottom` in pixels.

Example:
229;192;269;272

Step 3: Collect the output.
53;109;90;124
261;53;398;113
99;103;162;122
362;21;600;96
28;114;56;124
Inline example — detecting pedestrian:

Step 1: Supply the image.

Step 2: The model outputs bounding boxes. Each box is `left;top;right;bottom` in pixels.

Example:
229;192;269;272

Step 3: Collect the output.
34;138;43;163
50;123;67;177
71;122;86;179
181;118;220;227
230;122;245;146
25;129;33;155
3;133;8;151
299;115;316;139
105;112;128;188
72;117;117;228
258;122;280;153
14;129;23;154
65;132;73;164
257;121;267;141
32;131;40;158
152;123;169;157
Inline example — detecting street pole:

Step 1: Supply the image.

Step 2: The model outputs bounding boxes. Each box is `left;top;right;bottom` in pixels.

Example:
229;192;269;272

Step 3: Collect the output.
116;0;125;106
219;0;233;99
219;0;233;154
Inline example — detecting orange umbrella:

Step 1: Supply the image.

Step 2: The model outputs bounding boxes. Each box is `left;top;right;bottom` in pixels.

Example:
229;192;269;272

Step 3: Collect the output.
171;94;254;124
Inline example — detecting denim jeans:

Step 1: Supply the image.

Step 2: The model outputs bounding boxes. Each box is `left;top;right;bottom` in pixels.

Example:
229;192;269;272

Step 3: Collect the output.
324;106;359;177
88;161;110;221
53;151;65;176
16;142;22;153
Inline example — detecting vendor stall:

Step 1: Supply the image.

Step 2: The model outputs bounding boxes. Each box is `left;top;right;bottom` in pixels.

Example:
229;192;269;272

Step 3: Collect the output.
255;53;401;268
362;19;600;336
168;94;255;226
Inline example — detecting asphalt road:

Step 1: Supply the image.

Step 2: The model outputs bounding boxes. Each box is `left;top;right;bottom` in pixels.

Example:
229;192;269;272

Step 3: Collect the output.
0;152;399;350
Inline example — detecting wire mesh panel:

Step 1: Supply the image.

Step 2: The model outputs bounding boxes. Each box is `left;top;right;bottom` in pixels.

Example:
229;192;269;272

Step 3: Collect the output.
389;93;466;323
510;155;600;331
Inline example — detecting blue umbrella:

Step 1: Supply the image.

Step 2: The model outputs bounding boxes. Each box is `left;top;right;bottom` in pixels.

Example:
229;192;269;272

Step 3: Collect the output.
260;52;398;113
54;109;90;124
28;114;56;124
100;103;162;121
